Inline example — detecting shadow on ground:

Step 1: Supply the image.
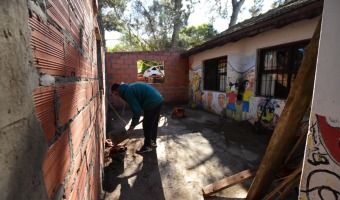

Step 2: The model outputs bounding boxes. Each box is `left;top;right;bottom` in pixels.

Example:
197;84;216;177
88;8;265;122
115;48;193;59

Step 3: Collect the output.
102;105;297;200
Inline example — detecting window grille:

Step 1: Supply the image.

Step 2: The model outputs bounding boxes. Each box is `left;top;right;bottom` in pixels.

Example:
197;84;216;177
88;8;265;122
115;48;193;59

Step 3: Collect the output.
204;56;228;91
257;40;310;98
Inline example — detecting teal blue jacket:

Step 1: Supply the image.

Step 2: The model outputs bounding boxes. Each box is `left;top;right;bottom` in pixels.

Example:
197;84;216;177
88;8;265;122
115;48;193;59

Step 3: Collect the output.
118;82;163;126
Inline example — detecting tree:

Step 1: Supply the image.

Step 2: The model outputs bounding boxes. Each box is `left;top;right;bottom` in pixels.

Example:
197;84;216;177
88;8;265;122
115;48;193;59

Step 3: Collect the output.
249;0;264;17
99;0;127;32
98;0;128;46
229;0;246;27
100;0;268;51
207;0;246;28
130;0;195;50
178;24;218;49
271;0;293;8
99;0;196;50
170;0;185;49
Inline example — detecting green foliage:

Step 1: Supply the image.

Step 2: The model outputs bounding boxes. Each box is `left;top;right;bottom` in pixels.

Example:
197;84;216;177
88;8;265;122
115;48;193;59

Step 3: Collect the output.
99;0;195;51
136;60;163;73
178;24;218;49
108;23;218;51
98;0;128;32
271;0;293;8
249;0;264;17
100;0;270;51
126;0;192;50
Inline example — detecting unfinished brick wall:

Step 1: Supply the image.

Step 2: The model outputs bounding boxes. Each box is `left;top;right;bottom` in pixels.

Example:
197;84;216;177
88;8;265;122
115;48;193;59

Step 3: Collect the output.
106;51;189;107
28;0;105;199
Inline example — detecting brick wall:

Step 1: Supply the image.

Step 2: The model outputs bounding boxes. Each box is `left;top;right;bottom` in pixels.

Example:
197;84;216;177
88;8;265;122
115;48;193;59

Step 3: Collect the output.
106;51;189;107
29;0;105;199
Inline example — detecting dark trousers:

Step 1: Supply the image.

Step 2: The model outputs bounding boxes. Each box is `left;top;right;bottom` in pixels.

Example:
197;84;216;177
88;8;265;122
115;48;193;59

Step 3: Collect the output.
142;102;163;146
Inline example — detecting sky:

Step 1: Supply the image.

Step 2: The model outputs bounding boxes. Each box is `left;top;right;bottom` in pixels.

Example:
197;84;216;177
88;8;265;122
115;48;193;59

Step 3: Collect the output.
105;0;275;47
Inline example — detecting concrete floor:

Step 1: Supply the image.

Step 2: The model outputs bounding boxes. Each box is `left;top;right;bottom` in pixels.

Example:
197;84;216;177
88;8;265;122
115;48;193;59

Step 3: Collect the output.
103;105;296;200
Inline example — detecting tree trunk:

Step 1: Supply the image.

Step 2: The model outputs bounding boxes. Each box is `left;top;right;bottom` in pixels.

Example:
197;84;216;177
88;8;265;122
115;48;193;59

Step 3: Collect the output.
170;0;182;50
229;0;246;28
97;2;106;48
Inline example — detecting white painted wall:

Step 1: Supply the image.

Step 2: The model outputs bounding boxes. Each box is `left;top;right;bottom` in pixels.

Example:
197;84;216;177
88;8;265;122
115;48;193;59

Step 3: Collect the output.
190;17;320;72
300;0;340;199
189;17;320;123
311;7;340;119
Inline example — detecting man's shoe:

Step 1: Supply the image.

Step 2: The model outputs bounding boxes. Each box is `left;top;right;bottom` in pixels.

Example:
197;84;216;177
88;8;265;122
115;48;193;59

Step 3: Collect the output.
150;140;157;147
136;145;152;154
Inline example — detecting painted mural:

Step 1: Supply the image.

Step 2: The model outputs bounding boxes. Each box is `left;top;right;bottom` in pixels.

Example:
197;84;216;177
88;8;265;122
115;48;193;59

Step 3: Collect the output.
251;97;281;130
225;66;239;120
189;67;205;109
300;113;340;200
188;59;286;127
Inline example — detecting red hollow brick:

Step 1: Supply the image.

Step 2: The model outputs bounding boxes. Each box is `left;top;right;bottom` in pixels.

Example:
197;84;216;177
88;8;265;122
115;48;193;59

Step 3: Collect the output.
43;130;70;199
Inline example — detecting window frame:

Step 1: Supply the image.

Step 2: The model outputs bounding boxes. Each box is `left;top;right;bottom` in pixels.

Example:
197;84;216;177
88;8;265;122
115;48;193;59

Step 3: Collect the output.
203;56;228;92
256;39;310;99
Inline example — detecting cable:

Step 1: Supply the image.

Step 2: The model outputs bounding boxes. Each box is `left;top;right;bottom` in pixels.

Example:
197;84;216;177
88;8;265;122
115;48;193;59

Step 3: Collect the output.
106;97;128;125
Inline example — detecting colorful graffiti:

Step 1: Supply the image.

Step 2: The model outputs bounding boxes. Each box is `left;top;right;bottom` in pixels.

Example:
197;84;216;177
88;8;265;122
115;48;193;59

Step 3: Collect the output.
188;61;287;126
226;84;237;118
207;91;216;113
253;98;280;130
189;63;258;121
300;114;340;200
189;68;203;108
218;93;227;117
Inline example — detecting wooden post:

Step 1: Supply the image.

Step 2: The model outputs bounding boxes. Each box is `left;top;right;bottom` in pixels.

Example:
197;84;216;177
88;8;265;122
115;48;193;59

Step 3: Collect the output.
246;19;321;200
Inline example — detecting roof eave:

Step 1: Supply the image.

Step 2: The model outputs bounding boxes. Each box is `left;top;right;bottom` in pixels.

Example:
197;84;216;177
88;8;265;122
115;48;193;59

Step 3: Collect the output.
180;0;323;58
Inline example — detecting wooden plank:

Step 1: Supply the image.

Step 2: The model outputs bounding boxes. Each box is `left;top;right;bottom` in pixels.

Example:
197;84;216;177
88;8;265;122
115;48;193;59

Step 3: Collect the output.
263;164;302;200
276;175;300;200
283;122;308;165
246;19;321;200
202;168;257;196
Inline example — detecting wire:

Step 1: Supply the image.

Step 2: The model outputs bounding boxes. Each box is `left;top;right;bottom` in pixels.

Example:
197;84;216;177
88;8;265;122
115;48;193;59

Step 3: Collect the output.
106;97;128;125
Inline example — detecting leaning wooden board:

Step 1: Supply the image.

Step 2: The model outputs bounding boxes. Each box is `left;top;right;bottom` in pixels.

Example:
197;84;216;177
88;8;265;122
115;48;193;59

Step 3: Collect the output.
202;168;258;196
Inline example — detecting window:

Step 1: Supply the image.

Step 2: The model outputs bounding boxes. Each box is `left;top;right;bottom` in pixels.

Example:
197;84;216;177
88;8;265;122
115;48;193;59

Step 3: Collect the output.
204;56;228;91
137;60;165;83
257;40;310;99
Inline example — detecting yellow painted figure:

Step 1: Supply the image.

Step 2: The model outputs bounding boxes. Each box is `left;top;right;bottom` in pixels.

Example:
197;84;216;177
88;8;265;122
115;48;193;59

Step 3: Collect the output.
207;91;216;113
256;99;278;129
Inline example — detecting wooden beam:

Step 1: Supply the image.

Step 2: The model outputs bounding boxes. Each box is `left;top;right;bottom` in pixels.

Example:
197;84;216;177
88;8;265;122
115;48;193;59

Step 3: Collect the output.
283;122;308;165
263;164;302;200
202;168;257;196
246;19;321;200
276;175;300;200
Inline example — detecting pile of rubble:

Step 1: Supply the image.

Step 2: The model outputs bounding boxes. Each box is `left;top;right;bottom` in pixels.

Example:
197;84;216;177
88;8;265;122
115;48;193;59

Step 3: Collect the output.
104;139;127;162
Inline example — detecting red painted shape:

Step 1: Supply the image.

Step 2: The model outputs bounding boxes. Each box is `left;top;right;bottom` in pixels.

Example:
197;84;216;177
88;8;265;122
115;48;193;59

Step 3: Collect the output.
317;114;340;163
